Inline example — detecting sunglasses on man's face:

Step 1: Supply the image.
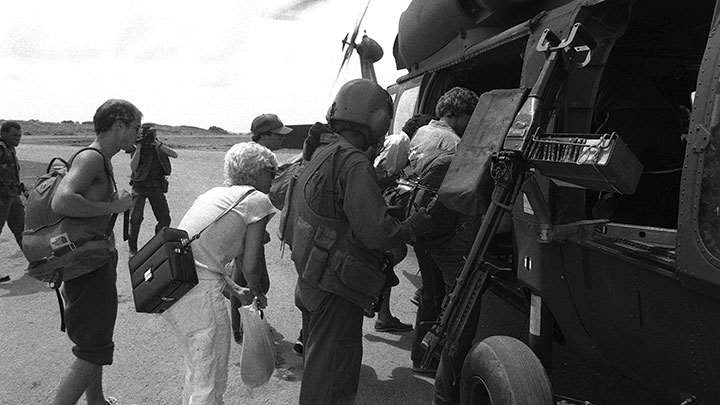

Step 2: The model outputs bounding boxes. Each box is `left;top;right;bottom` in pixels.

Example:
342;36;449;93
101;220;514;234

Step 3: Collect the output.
263;167;278;177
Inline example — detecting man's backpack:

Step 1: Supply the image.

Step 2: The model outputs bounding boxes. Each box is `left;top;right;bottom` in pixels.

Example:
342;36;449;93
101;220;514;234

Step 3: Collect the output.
22;148;118;286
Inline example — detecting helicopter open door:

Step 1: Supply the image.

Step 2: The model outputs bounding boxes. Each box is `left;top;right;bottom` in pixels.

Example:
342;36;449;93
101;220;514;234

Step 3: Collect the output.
678;4;720;290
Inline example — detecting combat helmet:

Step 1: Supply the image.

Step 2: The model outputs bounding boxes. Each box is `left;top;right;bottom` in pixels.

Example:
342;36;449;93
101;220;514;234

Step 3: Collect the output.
326;78;393;146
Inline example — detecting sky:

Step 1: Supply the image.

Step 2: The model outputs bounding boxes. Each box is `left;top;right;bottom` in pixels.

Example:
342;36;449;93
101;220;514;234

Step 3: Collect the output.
0;0;412;132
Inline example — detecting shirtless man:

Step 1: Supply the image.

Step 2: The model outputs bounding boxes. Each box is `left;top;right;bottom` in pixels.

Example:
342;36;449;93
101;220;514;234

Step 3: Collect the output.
51;99;139;405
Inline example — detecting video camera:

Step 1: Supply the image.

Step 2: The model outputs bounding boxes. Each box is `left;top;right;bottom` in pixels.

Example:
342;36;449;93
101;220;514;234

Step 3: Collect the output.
137;124;157;144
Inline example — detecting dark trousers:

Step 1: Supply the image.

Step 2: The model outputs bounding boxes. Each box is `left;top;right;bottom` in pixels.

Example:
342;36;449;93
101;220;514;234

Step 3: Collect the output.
411;243;446;364
62;251;119;366
410;228;473;364
299;293;363;405
0;195;24;247
129;190;170;251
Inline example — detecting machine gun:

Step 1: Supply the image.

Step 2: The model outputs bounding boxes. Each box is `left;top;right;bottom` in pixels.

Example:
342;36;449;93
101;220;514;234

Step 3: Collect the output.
420;23;598;369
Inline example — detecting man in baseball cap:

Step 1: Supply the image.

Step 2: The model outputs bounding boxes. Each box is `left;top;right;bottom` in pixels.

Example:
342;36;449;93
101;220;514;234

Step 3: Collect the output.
250;113;293;150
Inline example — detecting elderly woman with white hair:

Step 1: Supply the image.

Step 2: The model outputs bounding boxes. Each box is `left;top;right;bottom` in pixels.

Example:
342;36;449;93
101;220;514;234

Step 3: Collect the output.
162;142;278;405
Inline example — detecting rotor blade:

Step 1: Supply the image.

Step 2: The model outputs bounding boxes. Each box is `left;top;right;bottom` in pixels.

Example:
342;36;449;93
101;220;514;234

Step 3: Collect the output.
348;0;371;47
332;0;372;89
333;44;355;88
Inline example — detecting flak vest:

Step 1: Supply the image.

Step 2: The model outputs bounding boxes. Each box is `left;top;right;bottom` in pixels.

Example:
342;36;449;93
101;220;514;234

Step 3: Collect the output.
283;135;387;312
131;143;171;183
0;140;21;198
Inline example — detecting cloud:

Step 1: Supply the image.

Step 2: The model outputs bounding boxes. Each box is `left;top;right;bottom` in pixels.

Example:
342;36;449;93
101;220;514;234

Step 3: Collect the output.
267;0;327;20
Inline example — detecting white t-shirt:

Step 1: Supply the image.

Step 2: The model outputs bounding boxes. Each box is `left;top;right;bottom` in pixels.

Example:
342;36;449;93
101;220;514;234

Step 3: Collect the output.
374;131;410;177
178;185;276;279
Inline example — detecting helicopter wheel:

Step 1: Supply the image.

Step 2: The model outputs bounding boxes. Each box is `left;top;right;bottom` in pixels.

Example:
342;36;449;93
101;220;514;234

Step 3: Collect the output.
460;335;553;405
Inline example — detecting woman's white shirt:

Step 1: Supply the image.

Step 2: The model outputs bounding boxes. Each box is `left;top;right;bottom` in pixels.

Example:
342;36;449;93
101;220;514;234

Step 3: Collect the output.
178;185;276;280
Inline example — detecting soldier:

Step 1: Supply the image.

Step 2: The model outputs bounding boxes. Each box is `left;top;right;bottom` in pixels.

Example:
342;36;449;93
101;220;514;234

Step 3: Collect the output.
250;113;293;151
0;121;25;282
127;124;177;256
283;79;431;404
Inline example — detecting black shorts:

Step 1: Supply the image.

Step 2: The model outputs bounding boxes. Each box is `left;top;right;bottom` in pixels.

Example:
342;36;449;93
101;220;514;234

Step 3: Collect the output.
61;251;119;366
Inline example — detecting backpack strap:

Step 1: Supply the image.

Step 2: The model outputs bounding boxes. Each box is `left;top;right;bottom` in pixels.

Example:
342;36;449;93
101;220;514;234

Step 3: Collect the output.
68;148;119;237
45;157;69;173
55;287;66;332
69;147;117;192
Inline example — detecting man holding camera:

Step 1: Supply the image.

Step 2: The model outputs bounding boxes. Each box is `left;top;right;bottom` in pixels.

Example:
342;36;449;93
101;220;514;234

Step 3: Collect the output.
127;123;177;256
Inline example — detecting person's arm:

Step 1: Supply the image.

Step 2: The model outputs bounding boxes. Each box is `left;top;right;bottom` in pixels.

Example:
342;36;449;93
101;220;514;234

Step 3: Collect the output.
51;151;131;217
342;158;411;250
241;216;271;308
157;142;178;158
382;133;410;177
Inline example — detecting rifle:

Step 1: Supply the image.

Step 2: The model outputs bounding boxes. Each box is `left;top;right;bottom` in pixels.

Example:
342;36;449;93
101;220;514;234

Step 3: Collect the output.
420;23;597;369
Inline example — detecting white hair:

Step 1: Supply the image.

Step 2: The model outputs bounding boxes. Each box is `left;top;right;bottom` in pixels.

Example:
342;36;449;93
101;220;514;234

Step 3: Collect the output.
223;142;278;186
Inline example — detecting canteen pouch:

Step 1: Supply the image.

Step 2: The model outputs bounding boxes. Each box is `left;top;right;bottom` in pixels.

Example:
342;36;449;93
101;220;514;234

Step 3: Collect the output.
318;240;386;311
301;223;338;286
335;246;386;298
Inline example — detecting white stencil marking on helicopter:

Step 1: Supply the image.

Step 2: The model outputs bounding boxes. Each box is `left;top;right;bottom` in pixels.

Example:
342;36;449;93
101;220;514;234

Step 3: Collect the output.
523;193;534;215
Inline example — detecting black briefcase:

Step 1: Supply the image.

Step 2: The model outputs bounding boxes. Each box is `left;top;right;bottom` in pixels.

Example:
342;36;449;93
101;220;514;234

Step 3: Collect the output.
128;227;197;313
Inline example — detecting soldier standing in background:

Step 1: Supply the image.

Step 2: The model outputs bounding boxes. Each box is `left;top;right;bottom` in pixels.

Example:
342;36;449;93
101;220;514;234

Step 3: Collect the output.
0;121;26;282
127;124;178;256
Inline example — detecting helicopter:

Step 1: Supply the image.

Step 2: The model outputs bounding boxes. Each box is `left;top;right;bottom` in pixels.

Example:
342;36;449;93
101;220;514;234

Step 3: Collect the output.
381;0;720;404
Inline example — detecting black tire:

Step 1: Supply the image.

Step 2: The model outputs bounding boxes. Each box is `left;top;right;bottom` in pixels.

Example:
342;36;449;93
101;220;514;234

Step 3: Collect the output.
460;335;553;405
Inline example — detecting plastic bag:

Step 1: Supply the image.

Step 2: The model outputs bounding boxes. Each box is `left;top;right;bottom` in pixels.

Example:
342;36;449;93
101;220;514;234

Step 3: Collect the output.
239;301;275;388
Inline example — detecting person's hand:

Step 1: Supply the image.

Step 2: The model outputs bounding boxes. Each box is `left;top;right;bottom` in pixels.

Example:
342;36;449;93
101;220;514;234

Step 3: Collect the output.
254;294;267;310
20;183;29;199
223;281;254;305
110;190;133;213
404;207;433;238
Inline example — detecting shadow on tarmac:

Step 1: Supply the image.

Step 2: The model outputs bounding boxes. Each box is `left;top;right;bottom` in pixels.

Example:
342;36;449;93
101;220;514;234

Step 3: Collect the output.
271;328;305;382
364;330;414;352
359;364;434;405
0;272;48;298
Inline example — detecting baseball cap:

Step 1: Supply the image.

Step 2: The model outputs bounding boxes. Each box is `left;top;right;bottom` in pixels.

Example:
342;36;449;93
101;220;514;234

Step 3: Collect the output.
251;113;293;136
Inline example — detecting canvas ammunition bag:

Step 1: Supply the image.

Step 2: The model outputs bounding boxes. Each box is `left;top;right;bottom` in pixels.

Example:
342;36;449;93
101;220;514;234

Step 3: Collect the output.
22;148;118;286
439;88;527;215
